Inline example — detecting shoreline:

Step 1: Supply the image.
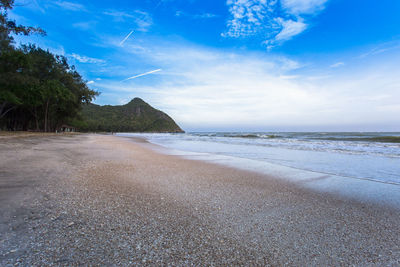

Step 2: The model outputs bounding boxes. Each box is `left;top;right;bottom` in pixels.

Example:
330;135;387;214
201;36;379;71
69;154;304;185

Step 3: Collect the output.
1;134;399;265
126;135;400;210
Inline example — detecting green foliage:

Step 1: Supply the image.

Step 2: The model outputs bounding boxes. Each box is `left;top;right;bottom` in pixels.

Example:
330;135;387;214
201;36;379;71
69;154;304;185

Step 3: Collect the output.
1;0;45;50
0;1;45;36
0;45;99;131
76;98;184;133
0;1;98;131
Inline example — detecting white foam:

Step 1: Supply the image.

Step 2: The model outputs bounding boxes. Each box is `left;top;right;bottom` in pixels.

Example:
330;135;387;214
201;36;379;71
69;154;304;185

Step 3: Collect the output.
118;133;400;209
144;139;400;210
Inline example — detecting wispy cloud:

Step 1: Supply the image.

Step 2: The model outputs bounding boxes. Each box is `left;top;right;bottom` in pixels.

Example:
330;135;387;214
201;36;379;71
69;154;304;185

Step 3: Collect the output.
93;39;400;130
103;10;153;32
223;0;329;48
359;41;400;59
273;18;307;42
103;10;133;20
26;0;46;13
119;30;134;46
87;80;95;84
122;69;162;82
69;53;106;64
330;62;345;68
53;1;87;12
175;11;219;19
281;0;328;14
72;21;97;31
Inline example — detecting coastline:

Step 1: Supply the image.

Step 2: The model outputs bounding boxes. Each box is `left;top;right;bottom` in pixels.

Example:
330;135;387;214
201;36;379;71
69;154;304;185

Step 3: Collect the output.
142;137;400;209
1;134;399;265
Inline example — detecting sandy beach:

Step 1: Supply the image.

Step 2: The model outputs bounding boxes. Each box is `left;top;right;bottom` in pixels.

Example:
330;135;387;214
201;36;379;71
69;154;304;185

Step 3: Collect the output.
1;133;399;266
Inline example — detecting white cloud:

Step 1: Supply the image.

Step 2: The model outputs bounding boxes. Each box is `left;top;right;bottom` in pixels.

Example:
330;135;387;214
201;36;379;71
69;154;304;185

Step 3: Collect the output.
94;42;322;128
224;0;329;48
69;53;106;64
196;13;219;19
223;0;277;38
330;62;344;68
103;10;153;32
25;0;46;13
273;18;307;42
53;1;86;11
175;11;218;19
359;41;400;58
87;80;95;84
93;40;400;131
72;21;97;31
281;0;328;14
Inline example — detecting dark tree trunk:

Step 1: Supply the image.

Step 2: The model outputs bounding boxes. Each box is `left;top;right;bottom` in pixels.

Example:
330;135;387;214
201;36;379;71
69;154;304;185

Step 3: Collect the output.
0;102;17;119
34;107;39;131
44;99;49;132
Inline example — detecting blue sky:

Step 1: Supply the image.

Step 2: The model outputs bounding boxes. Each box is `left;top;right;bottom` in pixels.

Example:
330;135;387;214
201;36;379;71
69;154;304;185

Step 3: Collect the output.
9;0;400;131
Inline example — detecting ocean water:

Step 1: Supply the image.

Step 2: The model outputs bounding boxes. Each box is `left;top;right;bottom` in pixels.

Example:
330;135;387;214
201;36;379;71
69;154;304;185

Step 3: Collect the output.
118;132;400;185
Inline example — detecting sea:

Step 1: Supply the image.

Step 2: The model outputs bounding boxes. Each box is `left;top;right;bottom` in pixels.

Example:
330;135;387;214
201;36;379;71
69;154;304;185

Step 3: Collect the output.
118;132;400;186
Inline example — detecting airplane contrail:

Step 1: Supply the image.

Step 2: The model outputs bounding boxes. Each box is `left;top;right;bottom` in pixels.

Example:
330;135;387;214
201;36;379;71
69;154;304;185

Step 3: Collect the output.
119;30;134;46
154;0;162;10
122;69;162;82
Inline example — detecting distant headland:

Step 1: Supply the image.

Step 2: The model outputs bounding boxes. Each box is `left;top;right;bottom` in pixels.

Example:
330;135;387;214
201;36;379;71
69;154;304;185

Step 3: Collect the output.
75;98;184;133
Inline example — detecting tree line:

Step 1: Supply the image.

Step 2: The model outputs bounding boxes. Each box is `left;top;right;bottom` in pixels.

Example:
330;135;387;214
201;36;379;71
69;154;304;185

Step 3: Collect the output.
0;0;99;131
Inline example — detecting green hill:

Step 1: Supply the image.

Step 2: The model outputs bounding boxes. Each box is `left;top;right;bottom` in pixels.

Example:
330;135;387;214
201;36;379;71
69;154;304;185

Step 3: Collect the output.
74;98;184;133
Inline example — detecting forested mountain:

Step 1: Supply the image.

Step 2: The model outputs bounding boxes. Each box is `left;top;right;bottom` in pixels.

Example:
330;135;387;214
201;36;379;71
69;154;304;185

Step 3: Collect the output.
75;98;184;133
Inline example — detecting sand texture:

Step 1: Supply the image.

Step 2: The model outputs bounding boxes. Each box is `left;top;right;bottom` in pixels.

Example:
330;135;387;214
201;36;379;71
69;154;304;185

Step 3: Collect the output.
0;134;399;266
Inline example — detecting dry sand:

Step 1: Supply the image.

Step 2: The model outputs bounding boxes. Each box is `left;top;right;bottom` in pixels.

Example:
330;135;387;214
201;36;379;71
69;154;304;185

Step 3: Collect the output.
0;133;399;266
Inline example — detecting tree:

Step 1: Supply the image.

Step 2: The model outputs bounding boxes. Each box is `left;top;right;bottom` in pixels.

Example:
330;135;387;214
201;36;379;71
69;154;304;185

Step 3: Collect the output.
0;0;45;119
0;47;27;118
20;45;99;131
0;0;45;41
0;1;99;131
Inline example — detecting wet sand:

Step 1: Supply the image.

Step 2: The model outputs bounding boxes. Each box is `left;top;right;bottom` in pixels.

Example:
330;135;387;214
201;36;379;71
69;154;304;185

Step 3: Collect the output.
1;133;399;265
